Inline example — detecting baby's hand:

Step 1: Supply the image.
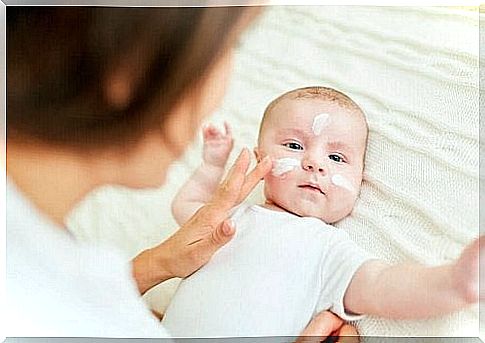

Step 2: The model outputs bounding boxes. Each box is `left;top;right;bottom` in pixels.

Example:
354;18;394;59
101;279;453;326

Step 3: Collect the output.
203;122;234;168
452;235;484;303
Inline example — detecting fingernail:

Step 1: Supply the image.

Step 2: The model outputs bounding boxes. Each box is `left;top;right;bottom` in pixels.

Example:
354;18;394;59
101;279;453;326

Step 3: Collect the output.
223;219;234;235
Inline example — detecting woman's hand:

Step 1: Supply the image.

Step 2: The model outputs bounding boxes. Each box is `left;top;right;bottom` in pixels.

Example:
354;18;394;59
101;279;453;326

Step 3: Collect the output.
133;148;272;294
296;311;359;343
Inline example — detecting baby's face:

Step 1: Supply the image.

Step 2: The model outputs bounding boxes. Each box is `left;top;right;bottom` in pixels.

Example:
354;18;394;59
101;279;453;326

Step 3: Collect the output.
257;98;367;223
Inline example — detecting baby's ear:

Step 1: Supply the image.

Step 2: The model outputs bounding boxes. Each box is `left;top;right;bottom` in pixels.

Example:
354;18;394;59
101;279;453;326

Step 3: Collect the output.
253;147;261;162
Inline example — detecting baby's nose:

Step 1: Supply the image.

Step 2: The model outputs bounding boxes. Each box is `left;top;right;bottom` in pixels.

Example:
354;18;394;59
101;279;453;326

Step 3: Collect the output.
302;158;326;175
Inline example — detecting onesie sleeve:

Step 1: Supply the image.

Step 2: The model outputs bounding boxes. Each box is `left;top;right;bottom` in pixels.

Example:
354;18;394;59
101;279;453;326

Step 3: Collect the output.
315;229;374;321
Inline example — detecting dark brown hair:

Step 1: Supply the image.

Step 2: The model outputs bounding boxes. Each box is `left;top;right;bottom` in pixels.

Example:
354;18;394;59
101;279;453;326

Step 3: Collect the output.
7;6;259;150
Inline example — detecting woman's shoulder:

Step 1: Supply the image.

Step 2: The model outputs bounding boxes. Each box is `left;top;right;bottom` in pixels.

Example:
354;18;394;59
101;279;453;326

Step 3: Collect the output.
7;179;128;278
6;180;170;337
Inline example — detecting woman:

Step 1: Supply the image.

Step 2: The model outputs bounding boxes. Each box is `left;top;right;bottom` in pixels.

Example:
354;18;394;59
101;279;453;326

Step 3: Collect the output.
6;6;357;340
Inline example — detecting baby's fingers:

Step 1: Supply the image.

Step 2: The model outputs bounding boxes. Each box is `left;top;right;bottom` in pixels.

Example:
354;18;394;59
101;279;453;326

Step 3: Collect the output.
224;121;232;138
478;236;485;300
203;124;223;140
461;236;481;269
454;235;483;303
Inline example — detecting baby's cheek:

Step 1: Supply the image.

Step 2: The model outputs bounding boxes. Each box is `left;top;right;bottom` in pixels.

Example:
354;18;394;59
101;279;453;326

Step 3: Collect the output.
270;157;301;178
264;174;294;203
328;168;362;196
264;175;286;194
330;174;355;193
328;171;360;199
329;177;361;220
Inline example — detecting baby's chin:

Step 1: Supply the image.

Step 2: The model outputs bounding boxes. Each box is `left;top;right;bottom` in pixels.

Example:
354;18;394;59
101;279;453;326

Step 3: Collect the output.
280;203;351;224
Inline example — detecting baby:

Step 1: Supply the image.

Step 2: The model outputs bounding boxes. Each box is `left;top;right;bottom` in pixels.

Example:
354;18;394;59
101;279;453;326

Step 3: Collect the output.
162;86;480;337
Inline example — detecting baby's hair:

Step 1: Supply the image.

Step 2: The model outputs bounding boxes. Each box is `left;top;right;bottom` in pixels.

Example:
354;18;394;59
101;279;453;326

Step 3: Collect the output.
258;86;367;143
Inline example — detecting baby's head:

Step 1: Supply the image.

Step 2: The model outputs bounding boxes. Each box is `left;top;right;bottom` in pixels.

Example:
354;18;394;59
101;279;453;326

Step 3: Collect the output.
255;86;368;224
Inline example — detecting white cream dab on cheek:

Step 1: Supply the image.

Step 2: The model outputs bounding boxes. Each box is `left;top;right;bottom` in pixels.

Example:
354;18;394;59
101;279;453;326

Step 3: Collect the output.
331;174;354;192
312;113;330;135
271;158;301;177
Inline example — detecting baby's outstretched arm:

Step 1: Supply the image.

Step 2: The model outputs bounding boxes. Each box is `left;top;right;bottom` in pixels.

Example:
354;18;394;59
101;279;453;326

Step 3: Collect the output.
344;236;482;319
171;122;234;225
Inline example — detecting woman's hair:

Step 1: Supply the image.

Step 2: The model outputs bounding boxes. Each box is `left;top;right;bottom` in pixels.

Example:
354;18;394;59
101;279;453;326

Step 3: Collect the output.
7;6;258;150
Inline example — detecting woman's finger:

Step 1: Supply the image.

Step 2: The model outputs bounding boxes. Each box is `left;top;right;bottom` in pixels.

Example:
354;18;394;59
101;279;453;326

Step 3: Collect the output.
238;155;272;203
295;311;344;343
192;219;235;263
150;309;164;321
212;148;250;209
335;324;359;343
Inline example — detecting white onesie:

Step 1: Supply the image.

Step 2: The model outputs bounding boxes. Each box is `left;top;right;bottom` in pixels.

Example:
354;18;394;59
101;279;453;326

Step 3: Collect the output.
162;204;373;338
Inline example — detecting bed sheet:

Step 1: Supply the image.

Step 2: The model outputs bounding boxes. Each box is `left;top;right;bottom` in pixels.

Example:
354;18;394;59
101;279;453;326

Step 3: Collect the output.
67;6;480;337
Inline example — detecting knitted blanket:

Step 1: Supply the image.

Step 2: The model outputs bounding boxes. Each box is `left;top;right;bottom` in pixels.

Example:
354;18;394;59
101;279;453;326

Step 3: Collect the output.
68;6;480;337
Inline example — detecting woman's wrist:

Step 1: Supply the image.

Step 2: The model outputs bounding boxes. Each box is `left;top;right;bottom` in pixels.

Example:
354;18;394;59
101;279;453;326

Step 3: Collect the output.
132;246;174;295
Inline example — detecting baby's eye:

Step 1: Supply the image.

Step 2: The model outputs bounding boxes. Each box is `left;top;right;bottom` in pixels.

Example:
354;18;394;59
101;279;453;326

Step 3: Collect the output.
329;154;345;163
284;142;303;150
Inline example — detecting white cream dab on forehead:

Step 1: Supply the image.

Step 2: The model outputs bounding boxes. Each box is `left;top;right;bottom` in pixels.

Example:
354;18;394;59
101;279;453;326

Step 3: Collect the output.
331;174;354;192
271;158;301;177
312;113;330;135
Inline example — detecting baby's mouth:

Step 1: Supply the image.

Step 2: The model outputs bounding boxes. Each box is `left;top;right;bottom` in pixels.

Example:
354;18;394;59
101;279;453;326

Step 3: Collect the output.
298;183;325;195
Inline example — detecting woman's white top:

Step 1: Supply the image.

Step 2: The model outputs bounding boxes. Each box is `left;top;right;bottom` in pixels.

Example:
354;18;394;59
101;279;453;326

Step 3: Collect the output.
6;180;171;338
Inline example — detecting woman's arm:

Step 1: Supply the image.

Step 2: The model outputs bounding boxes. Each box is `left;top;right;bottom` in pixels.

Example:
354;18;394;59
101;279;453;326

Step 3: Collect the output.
133;148;272;294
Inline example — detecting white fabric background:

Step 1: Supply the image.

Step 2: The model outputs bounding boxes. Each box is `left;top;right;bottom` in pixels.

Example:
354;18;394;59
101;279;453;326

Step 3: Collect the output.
67;6;480;337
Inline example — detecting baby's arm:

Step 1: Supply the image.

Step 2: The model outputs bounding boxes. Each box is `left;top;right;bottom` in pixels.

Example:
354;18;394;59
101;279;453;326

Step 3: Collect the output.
171;123;233;226
344;237;482;319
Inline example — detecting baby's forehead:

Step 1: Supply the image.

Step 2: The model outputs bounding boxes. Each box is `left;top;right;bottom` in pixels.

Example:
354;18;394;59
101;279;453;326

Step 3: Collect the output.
259;97;368;155
277;89;361;112
268;97;366;128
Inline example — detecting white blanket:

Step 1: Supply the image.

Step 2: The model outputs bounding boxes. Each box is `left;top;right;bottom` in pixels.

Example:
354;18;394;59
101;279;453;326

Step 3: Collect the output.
68;6;480;337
